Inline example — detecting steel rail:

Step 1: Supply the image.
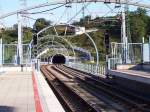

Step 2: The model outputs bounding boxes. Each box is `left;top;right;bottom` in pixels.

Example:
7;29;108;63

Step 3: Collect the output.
55;65;150;111
40;65;98;112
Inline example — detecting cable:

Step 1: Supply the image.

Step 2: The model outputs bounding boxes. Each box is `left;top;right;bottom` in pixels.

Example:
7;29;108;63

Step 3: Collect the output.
21;3;66;15
21;15;37;20
56;6;68;24
105;4;114;11
67;2;91;23
134;0;143;4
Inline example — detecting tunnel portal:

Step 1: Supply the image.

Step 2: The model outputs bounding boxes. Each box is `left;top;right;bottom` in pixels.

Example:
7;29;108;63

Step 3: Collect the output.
52;54;66;64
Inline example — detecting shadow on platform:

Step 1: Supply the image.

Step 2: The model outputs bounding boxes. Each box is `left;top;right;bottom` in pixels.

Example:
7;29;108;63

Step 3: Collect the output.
116;63;150;72
129;63;150;72
0;106;15;112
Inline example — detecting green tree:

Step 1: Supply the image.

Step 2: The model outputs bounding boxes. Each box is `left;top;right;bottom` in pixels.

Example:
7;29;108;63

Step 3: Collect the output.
129;8;148;42
33;18;51;32
23;27;33;44
2;29;18;44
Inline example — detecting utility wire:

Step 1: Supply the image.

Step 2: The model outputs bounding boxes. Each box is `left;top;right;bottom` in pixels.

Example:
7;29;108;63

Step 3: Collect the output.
21;15;37;20
56;6;68;24
21;3;66;14
67;2;91;23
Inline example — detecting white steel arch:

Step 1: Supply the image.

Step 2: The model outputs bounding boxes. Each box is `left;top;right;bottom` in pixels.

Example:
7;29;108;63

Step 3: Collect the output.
37;41;70;58
37;26;76;62
37;35;76;58
37;24;99;71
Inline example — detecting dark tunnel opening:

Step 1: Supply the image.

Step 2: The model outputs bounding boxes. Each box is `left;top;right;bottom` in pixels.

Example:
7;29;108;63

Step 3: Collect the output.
52;54;66;64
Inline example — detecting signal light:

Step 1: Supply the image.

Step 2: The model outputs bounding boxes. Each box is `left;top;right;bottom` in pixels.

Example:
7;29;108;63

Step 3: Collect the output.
33;34;37;45
104;31;110;54
34;50;37;57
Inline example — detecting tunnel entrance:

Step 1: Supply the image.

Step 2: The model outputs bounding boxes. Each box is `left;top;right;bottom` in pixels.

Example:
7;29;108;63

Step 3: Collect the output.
52;54;66;64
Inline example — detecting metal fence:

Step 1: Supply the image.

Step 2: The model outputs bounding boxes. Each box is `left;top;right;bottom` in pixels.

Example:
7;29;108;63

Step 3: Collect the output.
66;62;105;76
110;42;150;69
1;44;31;65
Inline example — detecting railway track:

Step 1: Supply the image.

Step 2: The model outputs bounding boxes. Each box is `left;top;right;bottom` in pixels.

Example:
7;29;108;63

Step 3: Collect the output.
41;64;150;112
41;65;98;112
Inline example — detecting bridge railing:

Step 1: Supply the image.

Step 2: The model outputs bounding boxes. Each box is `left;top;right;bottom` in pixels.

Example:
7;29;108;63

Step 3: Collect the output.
66;62;105;76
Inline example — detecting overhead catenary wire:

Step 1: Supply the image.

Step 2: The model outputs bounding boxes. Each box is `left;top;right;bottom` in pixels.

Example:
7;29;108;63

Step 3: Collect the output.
20;0;147;25
21;3;67;15
21;15;37;20
67;2;91;24
56;6;69;24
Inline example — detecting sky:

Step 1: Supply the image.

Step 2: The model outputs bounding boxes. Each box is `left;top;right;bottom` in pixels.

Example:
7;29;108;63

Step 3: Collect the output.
0;0;150;28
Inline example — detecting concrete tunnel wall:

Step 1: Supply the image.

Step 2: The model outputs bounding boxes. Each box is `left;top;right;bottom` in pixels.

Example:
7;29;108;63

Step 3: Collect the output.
51;54;66;64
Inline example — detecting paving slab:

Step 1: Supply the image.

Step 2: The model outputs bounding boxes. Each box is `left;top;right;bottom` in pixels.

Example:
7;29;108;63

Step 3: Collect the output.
0;71;35;112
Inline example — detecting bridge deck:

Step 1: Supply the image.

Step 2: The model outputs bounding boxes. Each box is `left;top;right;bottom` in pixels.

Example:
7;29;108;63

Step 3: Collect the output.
0;71;35;112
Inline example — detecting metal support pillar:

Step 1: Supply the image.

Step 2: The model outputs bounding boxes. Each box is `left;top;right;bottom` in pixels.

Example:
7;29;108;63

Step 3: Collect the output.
2;44;4;64
141;37;144;64
149;36;150;63
0;38;2;65
105;55;109;77
36;59;40;71
17;13;23;65
29;44;32;63
121;11;128;63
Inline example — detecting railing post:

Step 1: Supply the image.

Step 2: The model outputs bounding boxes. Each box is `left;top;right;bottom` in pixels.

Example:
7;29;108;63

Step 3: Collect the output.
0;38;2;65
91;64;93;74
149;36;150;63
88;64;89;73
2;44;4;64
105;55;109;77
141;37;144;64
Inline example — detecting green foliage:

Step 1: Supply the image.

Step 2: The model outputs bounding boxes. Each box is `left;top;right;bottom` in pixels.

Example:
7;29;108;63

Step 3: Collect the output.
33;18;51;32
23;27;33;44
129;8;149;42
0;27;33;44
1;29;18;44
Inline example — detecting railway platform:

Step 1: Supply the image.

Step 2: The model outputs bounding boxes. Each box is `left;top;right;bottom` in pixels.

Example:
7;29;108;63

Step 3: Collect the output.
0;68;35;112
0;66;65;112
109;64;150;96
110;69;150;84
